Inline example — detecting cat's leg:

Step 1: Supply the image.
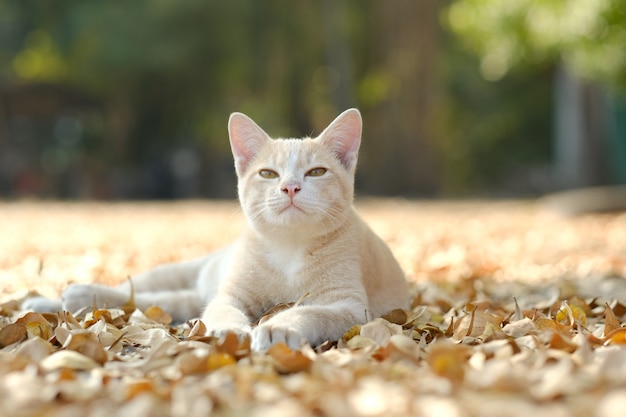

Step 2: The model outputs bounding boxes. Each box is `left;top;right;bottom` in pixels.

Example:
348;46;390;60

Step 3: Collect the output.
251;300;367;351
61;286;203;322
23;255;210;314
200;294;254;341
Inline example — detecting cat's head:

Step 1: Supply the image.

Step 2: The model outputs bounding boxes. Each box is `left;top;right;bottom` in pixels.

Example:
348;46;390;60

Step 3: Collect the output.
228;109;362;236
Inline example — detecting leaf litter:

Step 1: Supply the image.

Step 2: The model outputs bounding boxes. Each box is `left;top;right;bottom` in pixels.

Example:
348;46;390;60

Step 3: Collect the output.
1;200;626;416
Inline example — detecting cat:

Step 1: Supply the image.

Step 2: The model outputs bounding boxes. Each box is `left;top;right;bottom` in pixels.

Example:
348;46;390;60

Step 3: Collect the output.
23;108;409;351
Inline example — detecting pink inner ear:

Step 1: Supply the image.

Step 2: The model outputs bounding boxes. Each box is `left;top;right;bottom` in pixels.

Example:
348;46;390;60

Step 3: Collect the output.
228;113;269;174
321;109;362;169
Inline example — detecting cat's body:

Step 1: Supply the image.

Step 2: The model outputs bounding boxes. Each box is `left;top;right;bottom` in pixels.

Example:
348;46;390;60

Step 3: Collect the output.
24;109;408;350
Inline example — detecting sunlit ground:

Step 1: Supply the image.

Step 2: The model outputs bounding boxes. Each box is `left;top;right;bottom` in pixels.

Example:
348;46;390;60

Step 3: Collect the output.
3;199;626;417
2;198;625;302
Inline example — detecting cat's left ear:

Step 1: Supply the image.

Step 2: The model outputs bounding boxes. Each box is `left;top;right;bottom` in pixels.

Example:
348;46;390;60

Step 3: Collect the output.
319;108;362;170
228;112;271;175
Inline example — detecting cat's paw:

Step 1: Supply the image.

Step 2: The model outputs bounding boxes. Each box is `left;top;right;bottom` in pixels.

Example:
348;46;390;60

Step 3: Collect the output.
204;324;252;343
22;296;63;313
251;323;306;351
62;284;129;313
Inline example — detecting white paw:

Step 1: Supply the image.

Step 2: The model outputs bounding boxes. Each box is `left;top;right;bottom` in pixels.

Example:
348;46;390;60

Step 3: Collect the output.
62;284;128;312
22;296;63;313
205;324;252;342
251;323;306;351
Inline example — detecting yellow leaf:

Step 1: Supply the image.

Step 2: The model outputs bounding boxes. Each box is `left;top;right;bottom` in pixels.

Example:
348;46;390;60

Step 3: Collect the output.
207;352;236;371
341;325;362;343
555;302;587;327
604;328;626;345
427;342;469;384
144;305;173;325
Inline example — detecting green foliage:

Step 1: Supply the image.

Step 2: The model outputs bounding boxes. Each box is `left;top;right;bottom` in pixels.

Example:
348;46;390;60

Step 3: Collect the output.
446;0;626;88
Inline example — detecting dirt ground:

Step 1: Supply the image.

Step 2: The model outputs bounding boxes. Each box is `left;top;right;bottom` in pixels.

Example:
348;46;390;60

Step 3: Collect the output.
1;199;626;416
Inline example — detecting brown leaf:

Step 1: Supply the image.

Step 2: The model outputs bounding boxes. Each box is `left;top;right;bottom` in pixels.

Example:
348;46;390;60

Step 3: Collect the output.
268;342;312;374
64;332;108;365
0;323;27;348
453;309;502;340
604;302;621;337
381;309;409;326
144;305;173;325
549;330;578;352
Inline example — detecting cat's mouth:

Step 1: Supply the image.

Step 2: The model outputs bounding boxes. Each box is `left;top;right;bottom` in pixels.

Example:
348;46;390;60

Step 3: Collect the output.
278;201;306;215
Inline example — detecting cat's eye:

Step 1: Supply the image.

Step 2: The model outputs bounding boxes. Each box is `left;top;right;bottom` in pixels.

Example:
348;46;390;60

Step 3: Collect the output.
306;167;327;177
259;169;279;179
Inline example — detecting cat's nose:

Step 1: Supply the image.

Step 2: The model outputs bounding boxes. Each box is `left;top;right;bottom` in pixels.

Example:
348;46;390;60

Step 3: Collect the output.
281;184;301;198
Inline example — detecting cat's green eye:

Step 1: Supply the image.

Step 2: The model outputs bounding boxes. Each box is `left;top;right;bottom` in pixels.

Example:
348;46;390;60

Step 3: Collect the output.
306;167;327;177
259;169;279;179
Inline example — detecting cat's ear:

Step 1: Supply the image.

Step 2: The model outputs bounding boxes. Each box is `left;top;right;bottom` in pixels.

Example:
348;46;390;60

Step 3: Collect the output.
228;112;270;175
319;108;362;170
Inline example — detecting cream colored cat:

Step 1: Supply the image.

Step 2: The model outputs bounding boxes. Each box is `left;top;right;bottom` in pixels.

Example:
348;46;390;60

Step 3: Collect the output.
24;109;408;350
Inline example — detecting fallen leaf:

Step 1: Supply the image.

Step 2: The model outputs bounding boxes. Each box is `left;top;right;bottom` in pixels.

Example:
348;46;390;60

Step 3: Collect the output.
267;343;312;374
0;323;27;348
39;350;101;371
381;309;409;326
604;302;621;337
144;305;173;325
64;332;109;365
207;352;237;371
426;342;470;384
341;325;362;343
360;318;402;346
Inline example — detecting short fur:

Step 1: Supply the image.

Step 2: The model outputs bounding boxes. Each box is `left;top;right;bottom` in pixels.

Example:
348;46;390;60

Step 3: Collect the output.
24;109;408;350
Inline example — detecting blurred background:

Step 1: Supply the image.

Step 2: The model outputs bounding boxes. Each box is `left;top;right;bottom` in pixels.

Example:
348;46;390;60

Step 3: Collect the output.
0;0;624;200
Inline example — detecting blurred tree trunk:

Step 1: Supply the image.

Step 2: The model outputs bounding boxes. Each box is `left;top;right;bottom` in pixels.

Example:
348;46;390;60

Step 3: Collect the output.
553;65;607;189
361;0;442;196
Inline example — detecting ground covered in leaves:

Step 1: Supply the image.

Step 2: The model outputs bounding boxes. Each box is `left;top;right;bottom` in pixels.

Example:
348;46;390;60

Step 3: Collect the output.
1;199;626;417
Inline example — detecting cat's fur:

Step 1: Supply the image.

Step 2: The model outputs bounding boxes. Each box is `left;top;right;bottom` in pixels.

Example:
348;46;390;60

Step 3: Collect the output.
23;109;408;350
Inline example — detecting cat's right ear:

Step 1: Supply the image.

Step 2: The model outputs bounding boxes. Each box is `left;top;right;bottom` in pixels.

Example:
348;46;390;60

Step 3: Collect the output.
228;112;270;175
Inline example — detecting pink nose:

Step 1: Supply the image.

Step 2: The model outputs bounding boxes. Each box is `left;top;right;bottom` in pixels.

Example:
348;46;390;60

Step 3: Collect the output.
282;184;301;198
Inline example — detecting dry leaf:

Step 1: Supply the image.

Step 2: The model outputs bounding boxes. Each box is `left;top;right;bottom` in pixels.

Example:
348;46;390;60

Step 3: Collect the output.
144;305;173;325
40;350;101;371
381;309;409;326
426;342;470;384
0;323;27;348
267;343;312;374
63;332;108;365
360;318;402;346
453;309;502;340
604;302;621;337
207;352;237;371
604;328;626;345
341;325;362;343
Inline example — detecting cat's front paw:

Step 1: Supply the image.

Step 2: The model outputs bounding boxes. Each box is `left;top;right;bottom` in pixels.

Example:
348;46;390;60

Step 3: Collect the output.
251;323;306;351
204;324;252;343
62;284;129;313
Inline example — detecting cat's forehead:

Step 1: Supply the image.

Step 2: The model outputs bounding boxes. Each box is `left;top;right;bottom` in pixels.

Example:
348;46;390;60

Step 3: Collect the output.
261;137;327;167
